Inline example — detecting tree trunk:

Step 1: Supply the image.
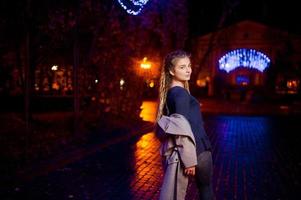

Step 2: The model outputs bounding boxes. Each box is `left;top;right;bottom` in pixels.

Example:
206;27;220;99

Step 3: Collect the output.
24;0;32;162
73;0;80;136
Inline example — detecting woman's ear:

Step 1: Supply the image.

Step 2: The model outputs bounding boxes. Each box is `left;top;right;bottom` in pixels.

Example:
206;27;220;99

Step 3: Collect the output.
169;70;174;76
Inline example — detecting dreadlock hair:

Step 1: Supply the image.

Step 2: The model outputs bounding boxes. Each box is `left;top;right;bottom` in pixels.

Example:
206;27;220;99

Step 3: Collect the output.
155;50;191;122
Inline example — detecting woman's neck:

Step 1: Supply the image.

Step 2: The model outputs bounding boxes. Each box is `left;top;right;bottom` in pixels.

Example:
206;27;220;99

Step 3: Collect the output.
170;80;185;88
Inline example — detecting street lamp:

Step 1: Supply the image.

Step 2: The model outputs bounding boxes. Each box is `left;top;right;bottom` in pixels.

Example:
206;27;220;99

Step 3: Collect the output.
140;57;155;90
140;57;152;82
140;57;151;69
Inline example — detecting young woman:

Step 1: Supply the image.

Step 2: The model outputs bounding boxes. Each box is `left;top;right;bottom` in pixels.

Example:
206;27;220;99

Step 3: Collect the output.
156;50;214;200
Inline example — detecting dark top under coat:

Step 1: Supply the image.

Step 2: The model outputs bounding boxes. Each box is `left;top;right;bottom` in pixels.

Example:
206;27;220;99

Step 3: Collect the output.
164;86;212;155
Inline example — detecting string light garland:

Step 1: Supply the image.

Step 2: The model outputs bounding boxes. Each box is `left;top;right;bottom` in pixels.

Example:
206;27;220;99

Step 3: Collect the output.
219;48;271;73
117;0;150;15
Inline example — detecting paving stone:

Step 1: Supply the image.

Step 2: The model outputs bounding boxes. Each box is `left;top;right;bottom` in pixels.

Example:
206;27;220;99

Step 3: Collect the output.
2;115;301;200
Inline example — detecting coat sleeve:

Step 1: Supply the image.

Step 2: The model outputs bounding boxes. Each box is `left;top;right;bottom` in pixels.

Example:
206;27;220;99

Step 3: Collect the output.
175;135;197;168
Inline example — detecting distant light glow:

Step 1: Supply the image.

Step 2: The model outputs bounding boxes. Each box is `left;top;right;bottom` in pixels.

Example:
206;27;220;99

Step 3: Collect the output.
149;80;154;88
219;49;270;73
119;78;125;90
51;65;58;71
120;78;125;86
120;78;125;90
117;0;150;15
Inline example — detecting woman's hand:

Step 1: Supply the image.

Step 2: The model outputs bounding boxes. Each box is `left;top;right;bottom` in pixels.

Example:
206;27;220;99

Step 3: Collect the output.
184;166;196;176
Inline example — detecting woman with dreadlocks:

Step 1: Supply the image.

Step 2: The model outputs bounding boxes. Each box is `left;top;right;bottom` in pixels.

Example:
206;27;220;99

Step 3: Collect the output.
155;50;214;200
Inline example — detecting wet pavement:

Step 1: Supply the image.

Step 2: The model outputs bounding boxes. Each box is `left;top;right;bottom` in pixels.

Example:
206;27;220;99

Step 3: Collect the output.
2;101;301;200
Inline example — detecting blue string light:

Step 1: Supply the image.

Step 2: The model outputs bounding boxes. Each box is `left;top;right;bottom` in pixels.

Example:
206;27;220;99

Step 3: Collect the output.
117;0;150;15
219;49;271;73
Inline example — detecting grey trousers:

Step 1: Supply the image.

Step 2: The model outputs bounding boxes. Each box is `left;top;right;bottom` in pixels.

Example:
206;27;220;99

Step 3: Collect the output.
195;151;214;200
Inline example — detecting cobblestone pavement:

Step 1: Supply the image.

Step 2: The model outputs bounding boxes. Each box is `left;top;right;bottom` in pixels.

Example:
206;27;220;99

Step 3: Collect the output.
3;102;301;200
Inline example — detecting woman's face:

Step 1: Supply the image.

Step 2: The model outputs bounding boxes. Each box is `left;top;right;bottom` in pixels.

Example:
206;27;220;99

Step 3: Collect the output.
169;57;192;81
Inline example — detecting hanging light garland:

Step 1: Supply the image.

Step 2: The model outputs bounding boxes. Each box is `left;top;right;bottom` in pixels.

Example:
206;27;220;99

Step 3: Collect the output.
117;0;150;15
219;48;271;73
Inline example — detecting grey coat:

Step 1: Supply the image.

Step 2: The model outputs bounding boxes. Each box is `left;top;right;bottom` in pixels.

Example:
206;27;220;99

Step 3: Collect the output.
156;113;197;200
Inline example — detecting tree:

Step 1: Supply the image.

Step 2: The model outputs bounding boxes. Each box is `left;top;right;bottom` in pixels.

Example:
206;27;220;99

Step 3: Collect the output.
0;0;190;122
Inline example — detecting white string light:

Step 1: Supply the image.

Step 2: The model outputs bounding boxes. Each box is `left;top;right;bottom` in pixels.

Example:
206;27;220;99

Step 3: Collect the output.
129;0;149;6
117;0;150;15
219;48;271;73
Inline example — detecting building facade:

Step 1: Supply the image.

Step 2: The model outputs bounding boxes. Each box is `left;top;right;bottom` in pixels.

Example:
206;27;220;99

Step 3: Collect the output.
192;20;301;100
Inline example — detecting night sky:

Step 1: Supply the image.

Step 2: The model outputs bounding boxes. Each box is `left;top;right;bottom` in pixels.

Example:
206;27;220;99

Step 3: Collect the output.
188;0;301;36
0;0;300;42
